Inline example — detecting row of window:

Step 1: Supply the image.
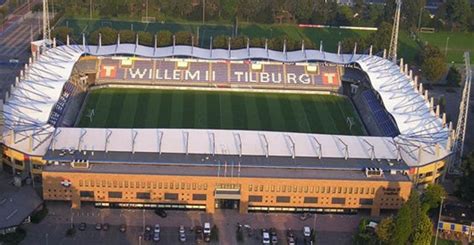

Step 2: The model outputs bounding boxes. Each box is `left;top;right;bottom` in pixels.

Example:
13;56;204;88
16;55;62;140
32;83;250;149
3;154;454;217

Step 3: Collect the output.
248;195;374;206
79;191;207;201
78;180;208;191
248;184;377;195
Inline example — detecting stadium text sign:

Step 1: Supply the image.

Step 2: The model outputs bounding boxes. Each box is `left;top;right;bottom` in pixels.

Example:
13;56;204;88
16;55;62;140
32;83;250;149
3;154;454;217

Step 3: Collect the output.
99;61;339;86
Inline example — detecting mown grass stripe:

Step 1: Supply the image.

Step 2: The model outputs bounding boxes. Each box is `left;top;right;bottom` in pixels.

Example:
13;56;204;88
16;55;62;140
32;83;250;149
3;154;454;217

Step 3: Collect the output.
230;93;247;130
182;91;195;128
105;89;126;127
118;91;140;127
219;92;234;129
133;91;151;128
207;93;220;129
145;91;162;127
156;91;172;128
265;94;287;132
193;91;208;129
244;94;261;130
169;91;184;127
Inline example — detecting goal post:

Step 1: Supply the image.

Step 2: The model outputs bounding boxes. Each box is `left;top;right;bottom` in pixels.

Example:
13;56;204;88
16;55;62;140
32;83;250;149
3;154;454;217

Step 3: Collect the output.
141;17;156;23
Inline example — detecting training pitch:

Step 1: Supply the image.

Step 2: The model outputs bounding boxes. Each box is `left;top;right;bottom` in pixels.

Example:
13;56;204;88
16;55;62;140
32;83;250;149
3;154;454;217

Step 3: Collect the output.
76;88;366;135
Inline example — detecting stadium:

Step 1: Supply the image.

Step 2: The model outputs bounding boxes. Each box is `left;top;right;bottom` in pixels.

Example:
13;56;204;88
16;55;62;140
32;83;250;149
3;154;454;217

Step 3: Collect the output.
0;37;451;216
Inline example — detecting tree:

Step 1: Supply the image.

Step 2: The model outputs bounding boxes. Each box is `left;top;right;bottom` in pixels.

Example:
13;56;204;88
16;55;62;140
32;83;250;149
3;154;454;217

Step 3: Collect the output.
446;66;461;87
213;36;228;49
175;31;192;45
119;29;136;44
412;213;433;245
156;30;173;47
294;0;313;23
52;26;73;43
456;152;474;202
369;22;392;53
391;201;413;244
249;37;265;48
376;217;394;244
137;31;153;46
422;57;447;82
446;0;472;30
401;0;426;29
89;27;117;45
418;45;447;82
210;225;219;241
230;36;246;49
422;184;446;212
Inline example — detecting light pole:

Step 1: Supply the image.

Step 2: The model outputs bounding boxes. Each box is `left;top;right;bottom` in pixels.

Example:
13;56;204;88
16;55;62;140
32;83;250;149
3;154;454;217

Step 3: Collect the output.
202;0;206;23
417;7;423;31
434;197;445;245
138;235;142;245
142;209;145;233
145;0;149;20
444;37;450;57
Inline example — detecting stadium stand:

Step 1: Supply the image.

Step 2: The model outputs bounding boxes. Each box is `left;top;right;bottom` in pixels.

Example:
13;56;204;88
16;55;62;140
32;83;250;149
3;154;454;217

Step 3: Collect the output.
359;90;399;137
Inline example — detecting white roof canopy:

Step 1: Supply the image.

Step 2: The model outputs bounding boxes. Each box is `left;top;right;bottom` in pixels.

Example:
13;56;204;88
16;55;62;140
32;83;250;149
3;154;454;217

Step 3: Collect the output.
1;42;450;166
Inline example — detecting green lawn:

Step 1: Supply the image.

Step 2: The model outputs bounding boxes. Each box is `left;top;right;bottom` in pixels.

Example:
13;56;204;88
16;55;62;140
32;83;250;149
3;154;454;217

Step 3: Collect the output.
76;88;365;136
431;236;462;245
57;17;474;64
419;31;474;64
58;17;421;62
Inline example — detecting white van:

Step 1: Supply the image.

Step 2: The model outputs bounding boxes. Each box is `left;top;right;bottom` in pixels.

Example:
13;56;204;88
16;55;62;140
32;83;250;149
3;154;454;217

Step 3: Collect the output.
203;222;211;234
303;226;311;237
262;230;271;244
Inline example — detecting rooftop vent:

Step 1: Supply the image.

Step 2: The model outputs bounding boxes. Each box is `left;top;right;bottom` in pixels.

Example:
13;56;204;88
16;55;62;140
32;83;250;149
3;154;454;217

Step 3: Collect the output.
365;167;383;178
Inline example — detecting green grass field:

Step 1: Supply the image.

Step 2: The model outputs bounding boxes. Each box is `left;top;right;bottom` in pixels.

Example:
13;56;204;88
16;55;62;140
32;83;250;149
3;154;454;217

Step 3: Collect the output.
57;17;474;64
76;88;365;136
57;17;418;61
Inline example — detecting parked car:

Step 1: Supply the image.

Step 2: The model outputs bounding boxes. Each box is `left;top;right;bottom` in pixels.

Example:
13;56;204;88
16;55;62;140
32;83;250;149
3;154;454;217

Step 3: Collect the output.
287;229;296;245
270;228;278;244
95;223;102;230
153;232;160;241
119;224;127;233
154;208;167;218
154;224;160;233
144;231;152;241
78;223;86;231
262;229;271;244
179;225;186;242
303;226;311;237
102;223;109;231
203;222;211;235
145;225;152;232
195;226;203;242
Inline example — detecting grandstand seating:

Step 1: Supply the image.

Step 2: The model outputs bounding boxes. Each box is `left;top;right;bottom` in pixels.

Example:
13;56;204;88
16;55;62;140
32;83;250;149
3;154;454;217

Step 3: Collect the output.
48;82;77;126
361;90;399;137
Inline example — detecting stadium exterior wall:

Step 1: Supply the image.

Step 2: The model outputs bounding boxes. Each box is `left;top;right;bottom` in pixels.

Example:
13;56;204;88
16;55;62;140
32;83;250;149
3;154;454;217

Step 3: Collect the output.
42;169;412;216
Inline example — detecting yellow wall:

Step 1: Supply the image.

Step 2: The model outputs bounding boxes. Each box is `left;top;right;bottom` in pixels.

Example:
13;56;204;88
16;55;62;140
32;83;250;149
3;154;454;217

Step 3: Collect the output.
42;170;412;216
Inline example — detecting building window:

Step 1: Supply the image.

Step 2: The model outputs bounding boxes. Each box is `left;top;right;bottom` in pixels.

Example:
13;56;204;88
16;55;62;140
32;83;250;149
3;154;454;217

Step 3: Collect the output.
159;182;162;189
125;181;129;188
108;191;122;199
371;188;375;195
249;195;263;202
282;185;286;192
304;197;318;204
192;194;207;200
164;193;178;200
276;196;291;203
315;187;319;193
79;180;83;187
349;187;353;194
80;191;94;198
136;192;151;199
14;159;23;166
354;187;358;194
331;198;346;205
359;198;374;205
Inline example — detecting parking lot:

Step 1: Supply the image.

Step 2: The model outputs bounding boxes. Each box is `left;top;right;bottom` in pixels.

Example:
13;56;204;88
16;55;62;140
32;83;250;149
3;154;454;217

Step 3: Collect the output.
20;202;361;245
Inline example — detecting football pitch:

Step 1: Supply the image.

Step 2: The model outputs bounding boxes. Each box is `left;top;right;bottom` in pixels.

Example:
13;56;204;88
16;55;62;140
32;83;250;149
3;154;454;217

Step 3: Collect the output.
76;88;366;135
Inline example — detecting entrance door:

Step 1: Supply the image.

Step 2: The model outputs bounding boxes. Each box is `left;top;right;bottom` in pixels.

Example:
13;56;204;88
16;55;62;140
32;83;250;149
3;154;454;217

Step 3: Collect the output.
215;199;239;209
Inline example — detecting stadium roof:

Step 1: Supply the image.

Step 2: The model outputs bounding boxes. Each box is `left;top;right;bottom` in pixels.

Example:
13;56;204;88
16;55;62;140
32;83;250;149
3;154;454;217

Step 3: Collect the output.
1;42;451;168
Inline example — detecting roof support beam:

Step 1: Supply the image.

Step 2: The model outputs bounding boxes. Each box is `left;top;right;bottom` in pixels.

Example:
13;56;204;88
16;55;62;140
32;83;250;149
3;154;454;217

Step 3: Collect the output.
309;136;322;159
259;133;269;158
157;130;163;155
336;137;349;160
284;134;295;159
233;133;242;157
105;129;112;153
184;131;189;155
209;132;215;156
361;138;375;160
131;129;138;154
